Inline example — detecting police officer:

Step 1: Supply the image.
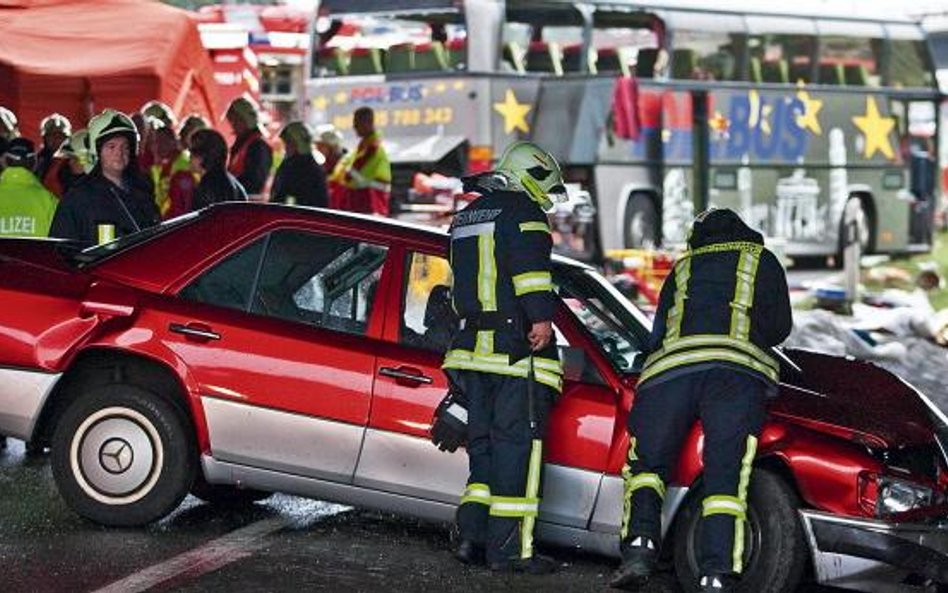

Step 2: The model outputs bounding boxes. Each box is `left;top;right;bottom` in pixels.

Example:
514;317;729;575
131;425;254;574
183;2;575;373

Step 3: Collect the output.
611;208;792;592
442;141;567;575
271;121;328;207
0;138;58;237
224;97;272;200
50;109;159;245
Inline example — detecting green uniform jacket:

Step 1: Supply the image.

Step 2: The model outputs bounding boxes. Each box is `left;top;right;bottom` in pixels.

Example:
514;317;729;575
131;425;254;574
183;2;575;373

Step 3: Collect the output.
0;167;58;237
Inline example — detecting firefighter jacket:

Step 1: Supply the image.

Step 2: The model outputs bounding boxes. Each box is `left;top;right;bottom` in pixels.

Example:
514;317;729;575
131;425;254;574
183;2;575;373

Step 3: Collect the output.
228;130;272;195
151;150;195;219
639;209;792;389
50;169;160;245
442;186;563;392
0;167;58;237
339;131;391;215
37;147;76;199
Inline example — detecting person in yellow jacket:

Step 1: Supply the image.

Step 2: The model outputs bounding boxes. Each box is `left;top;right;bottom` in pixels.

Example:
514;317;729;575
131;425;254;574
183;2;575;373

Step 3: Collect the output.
148;121;194;219
338;107;391;215
0;138;57;238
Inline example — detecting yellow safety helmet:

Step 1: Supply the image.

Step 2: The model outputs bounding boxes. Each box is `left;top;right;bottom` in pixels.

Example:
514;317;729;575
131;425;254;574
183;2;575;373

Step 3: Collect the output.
58;128;94;173
495;141;567;211
226;97;260;129
280;121;313;154
40;113;72;138
0;106;19;140
88;109;139;161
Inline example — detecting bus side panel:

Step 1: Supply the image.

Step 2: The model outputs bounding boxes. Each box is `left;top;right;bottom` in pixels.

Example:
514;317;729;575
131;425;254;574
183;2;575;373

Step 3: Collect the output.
706;87;911;256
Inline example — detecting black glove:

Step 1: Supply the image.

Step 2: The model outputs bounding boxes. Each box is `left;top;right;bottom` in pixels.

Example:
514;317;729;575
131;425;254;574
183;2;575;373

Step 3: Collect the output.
430;387;469;453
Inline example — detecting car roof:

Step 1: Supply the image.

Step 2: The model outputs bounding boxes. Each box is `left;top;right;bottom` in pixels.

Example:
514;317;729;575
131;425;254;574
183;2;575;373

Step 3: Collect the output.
92;202;593;293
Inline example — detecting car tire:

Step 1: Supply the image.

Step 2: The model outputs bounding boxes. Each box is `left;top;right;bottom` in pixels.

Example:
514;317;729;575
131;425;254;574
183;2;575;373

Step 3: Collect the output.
51;383;197;527
190;475;272;506
672;469;808;593
624;193;658;249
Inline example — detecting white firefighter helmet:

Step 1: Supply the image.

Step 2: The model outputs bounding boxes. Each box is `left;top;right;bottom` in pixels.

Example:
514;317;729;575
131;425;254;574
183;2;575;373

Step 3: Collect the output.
87;109;139;161
40;113;72;138
495;141;567;211
0;106;19;140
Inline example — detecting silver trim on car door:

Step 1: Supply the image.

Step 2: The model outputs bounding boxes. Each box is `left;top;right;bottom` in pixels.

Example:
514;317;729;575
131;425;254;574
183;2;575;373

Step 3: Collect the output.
0;367;61;439
202;396;365;483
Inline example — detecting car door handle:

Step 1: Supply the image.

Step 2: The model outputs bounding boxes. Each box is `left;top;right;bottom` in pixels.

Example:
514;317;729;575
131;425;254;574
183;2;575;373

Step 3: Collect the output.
378;366;433;384
169;322;221;341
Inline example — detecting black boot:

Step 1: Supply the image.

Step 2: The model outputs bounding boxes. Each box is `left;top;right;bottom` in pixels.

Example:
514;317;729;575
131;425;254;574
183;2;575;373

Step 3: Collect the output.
453;539;486;566
698;574;738;592
0;436;6;451
610;536;659;590
489;554;558;575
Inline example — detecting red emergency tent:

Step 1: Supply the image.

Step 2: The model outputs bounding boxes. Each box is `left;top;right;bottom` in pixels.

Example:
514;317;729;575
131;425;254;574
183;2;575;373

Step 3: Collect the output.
0;0;221;141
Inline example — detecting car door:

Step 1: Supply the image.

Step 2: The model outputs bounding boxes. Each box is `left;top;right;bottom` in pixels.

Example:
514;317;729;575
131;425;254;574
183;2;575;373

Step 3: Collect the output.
146;227;392;484
355;249;466;502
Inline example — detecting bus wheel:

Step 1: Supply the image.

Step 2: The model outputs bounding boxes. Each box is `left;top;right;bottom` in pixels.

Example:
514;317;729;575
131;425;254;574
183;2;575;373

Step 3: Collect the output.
833;196;874;268
672;469;808;593
842;196;874;253
624;194;658;248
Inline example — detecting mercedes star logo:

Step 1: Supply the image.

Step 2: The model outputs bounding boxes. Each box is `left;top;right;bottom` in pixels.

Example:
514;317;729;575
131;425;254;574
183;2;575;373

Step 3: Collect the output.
99;438;134;474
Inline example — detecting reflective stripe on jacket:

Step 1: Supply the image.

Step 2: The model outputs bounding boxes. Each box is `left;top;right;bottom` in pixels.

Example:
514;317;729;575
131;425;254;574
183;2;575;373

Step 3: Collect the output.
442;188;562;391
639;240;791;388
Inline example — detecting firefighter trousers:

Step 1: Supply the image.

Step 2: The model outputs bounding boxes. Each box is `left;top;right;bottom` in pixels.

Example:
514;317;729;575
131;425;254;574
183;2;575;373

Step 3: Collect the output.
454;369;551;564
620;367;767;576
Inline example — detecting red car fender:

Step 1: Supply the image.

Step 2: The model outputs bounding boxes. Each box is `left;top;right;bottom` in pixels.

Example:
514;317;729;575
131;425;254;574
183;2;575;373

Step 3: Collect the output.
637;418;884;519
72;325;210;453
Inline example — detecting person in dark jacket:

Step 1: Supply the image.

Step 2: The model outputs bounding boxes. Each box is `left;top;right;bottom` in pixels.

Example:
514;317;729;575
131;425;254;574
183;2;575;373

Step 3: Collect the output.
35;113;75;199
443;141;568;575
611;208;792;593
225;97;272;199
189;128;247;210
271;121;328;207
50;109;159;246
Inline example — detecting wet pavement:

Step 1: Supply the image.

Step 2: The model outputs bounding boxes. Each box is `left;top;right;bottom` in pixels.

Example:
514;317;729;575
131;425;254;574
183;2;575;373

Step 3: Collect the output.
0;440;846;593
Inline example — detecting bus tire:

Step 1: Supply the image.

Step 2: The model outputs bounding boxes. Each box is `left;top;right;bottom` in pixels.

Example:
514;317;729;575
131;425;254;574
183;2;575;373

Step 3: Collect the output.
672;469;808;593
624;193;658;248
831;195;875;268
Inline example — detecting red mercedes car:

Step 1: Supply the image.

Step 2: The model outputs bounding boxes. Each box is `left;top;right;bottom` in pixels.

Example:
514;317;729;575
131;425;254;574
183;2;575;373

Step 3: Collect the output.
0;203;946;592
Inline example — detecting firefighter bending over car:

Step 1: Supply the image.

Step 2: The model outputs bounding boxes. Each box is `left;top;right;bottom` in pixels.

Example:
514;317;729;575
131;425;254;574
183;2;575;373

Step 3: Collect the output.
436;141;566;574
611;208;792;592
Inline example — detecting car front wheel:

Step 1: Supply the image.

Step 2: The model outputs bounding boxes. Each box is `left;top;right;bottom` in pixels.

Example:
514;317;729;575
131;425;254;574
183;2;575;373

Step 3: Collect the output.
673;468;808;593
51;383;196;526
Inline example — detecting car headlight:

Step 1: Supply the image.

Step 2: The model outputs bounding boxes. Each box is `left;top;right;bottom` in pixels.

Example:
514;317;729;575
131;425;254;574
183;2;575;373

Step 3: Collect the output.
878;477;934;516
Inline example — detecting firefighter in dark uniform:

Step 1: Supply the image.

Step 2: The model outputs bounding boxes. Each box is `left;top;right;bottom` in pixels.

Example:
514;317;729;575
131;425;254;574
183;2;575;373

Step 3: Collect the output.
611;208;792;592
443;141;567;575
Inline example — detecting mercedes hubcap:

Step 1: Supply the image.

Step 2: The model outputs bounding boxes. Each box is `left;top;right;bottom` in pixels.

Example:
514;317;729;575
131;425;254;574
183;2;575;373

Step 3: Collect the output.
70;406;164;504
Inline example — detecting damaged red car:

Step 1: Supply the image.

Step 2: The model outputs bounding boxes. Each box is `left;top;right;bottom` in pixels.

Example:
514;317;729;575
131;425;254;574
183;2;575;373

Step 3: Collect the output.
0;203;946;592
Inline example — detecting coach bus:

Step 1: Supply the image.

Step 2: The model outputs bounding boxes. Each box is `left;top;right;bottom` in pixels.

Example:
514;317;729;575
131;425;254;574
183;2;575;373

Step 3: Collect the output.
304;0;939;262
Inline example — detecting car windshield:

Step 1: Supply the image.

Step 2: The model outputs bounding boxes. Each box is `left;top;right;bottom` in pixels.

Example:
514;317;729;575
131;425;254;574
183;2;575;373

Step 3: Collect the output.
69;211;203;266
555;263;652;374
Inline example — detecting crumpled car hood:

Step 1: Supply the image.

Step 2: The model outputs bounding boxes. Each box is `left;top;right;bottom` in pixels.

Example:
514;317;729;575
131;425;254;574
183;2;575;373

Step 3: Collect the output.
769;348;937;448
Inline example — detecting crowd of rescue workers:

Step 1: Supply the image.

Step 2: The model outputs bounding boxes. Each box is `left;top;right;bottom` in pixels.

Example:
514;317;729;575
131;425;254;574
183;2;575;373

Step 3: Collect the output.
0;98;792;593
0;98;391;246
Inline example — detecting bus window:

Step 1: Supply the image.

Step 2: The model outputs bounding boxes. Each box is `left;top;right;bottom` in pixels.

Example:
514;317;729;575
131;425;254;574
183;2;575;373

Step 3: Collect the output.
886;24;934;88
746;16;816;84
667;12;745;81
314;13;467;77
816;21;883;87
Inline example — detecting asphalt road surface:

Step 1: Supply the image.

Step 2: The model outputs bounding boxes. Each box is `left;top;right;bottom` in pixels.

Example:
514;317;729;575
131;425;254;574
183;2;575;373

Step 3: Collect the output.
0;440;849;593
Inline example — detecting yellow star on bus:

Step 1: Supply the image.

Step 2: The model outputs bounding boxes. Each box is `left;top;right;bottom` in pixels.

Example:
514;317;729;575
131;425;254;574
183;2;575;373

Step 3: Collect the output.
852;96;895;159
795;88;823;135
312;96;329;111
334;91;348;105
493;89;532;134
